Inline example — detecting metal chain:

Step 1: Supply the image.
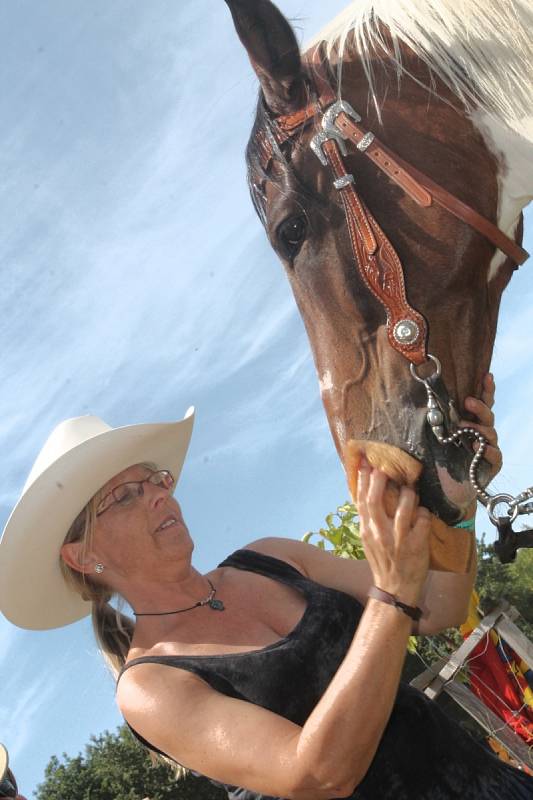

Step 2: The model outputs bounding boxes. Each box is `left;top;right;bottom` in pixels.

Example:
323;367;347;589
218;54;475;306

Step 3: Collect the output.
410;355;533;526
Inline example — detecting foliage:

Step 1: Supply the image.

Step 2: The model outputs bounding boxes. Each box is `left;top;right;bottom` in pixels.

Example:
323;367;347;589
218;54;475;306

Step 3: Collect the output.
475;534;533;639
35;725;226;800
302;502;364;559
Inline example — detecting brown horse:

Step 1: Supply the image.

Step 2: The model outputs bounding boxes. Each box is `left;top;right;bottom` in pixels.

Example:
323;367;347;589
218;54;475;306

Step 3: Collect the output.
224;0;532;529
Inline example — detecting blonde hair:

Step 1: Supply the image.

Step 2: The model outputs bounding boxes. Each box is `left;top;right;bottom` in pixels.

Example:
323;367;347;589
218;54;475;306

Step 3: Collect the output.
60;465;187;777
60;494;134;677
306;0;532;131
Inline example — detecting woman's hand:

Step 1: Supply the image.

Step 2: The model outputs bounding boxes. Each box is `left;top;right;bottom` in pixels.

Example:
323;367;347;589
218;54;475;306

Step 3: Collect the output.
461;372;502;481
356;463;431;605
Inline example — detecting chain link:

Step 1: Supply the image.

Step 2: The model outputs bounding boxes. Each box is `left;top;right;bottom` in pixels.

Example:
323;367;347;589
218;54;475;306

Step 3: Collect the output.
413;354;533;528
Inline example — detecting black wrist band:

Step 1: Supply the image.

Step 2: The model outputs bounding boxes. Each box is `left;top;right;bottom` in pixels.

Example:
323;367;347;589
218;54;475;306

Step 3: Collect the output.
368;586;423;622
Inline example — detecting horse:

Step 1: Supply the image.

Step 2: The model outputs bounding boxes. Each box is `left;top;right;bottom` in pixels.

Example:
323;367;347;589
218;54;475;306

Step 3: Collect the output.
224;0;532;549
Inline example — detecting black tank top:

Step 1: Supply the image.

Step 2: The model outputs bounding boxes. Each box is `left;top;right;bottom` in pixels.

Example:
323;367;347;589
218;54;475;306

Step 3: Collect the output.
118;549;533;800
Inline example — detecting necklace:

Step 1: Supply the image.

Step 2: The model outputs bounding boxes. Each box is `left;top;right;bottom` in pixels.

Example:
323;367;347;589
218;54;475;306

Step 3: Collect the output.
133;578;225;617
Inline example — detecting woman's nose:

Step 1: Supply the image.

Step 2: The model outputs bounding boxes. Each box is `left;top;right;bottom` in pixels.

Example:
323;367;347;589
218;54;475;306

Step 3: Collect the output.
145;480;172;509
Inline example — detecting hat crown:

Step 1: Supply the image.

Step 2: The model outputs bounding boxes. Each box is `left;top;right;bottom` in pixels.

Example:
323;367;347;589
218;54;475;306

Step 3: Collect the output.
24;416;112;491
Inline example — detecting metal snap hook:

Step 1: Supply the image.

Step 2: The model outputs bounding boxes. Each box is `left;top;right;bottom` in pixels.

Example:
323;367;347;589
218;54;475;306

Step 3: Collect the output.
487;493;519;525
409;354;442;383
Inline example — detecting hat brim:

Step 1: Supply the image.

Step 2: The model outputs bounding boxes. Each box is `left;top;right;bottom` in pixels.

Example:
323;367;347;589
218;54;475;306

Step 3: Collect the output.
0;409;194;630
0;743;7;782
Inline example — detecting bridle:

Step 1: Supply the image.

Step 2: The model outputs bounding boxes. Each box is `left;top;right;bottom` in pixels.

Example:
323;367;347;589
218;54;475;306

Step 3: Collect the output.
254;55;533;560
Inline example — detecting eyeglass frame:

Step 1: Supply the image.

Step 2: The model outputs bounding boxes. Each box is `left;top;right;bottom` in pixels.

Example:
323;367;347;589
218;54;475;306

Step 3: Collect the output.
95;469;175;517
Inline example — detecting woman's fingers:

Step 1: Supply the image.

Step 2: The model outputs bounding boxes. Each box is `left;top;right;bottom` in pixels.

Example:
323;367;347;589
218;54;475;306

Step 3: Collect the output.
356;460;371;525
394;485;417;537
357;464;430;595
357;465;390;541
463;373;502;478
368;469;389;517
464;396;495;427
473;441;502;468
459;419;498;446
480;372;496;409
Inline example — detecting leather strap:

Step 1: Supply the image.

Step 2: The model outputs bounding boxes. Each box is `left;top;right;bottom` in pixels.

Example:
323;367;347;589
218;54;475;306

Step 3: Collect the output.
253;58;528;366
368;585;423;621
334;113;529;265
269;60;528;266
323;138;428;364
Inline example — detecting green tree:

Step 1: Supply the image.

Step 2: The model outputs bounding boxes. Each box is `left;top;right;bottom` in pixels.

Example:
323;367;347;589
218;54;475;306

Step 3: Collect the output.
475;534;533;639
35;726;226;800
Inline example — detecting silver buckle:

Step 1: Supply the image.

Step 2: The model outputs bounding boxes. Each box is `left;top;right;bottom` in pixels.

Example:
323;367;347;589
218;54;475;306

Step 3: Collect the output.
310;99;362;166
310;130;348;165
322;99;362;135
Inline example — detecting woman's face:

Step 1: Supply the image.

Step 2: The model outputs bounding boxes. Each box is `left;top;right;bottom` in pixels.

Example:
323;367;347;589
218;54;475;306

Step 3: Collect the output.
89;463;193;579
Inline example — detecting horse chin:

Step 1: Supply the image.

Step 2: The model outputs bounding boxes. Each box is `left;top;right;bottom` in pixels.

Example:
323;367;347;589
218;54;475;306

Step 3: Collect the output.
344;434;479;526
417;460;474;525
344;430;486;526
417;434;491;525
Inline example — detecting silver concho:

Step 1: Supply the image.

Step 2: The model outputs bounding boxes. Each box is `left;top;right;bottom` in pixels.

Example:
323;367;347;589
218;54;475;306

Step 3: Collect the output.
393;319;420;345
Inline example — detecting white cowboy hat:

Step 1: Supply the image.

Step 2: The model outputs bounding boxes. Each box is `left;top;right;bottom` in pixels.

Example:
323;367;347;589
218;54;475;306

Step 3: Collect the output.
0;744;7;782
0;408;194;631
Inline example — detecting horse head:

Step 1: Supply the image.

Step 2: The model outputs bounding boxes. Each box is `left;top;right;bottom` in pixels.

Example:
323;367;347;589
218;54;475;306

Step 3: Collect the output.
225;0;532;525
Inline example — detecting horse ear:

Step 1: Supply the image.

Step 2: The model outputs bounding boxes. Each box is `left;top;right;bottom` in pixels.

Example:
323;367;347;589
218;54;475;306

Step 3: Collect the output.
225;0;306;115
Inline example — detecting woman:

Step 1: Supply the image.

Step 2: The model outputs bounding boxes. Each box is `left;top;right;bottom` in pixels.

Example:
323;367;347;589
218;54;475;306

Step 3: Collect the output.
1;377;531;799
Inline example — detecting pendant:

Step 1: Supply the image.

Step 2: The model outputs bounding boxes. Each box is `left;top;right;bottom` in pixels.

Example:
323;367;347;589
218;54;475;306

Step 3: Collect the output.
208;598;225;611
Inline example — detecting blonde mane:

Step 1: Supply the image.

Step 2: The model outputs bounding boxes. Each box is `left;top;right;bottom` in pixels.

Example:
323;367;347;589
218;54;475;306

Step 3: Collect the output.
306;0;533;127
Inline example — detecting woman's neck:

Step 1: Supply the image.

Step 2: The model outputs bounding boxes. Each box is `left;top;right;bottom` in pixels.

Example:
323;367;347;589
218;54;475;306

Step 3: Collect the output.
123;565;214;617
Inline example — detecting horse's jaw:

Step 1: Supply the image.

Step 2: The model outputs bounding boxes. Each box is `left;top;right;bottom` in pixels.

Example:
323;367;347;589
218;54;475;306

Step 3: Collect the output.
419;430;493;524
343;434;483;525
335;396;489;525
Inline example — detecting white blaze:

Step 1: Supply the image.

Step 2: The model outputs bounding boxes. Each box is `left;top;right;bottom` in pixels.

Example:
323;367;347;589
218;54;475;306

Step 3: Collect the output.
471;112;533;281
319;370;334;395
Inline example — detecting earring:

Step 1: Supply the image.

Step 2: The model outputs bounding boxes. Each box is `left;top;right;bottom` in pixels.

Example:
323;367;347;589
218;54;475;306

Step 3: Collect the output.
94;563;105;574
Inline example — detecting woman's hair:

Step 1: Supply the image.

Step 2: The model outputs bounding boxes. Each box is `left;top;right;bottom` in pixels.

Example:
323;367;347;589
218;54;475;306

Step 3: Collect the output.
60;464;187;778
60;492;135;678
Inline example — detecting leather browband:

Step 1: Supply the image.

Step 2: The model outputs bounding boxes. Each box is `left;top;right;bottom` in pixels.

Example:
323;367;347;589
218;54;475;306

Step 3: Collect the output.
253;57;528;364
262;69;529;268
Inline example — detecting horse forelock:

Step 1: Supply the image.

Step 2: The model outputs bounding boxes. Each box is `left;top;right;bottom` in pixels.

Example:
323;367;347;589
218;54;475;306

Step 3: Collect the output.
306;0;533;127
246;98;321;228
246;101;282;225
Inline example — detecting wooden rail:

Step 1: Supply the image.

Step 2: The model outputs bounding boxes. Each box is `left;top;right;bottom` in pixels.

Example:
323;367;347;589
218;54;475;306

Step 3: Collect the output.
410;600;533;771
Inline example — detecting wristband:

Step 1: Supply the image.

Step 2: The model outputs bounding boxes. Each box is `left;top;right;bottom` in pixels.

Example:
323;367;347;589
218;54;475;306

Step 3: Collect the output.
368;586;423;622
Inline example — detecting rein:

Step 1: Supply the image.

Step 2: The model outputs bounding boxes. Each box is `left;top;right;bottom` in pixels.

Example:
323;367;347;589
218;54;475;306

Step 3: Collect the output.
254;56;532;560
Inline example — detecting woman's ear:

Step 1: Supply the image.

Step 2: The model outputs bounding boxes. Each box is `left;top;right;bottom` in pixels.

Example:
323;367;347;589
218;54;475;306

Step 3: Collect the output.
60;541;95;574
224;0;306;114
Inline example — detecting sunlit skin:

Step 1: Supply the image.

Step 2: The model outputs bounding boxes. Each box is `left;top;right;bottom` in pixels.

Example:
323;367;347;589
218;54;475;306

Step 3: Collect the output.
61;379;501;798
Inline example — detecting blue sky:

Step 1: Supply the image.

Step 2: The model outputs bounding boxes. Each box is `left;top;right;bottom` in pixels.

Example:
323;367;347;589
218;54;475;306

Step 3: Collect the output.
0;1;531;795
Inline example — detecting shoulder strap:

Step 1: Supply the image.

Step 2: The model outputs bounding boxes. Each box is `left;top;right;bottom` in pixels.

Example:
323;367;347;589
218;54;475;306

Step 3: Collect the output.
218;548;307;584
116;549;308;685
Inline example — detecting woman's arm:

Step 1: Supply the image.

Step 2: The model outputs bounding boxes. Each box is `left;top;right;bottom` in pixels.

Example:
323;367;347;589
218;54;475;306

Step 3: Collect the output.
118;468;430;799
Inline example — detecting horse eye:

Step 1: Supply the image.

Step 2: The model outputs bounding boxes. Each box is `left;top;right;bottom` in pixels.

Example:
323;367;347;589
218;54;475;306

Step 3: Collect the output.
277;215;307;260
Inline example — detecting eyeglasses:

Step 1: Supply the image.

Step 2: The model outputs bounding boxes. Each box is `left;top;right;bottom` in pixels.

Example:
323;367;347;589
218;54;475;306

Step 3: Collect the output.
96;470;175;517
